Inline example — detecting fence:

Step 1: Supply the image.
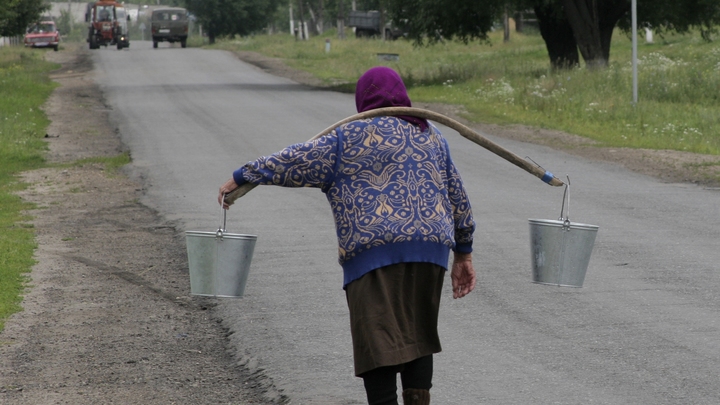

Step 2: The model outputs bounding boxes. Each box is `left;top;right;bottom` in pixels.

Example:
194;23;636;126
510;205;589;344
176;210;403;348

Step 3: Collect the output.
0;37;22;47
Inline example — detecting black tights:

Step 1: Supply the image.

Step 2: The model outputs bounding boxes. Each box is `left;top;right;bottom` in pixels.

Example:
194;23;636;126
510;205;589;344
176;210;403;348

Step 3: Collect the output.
360;355;433;405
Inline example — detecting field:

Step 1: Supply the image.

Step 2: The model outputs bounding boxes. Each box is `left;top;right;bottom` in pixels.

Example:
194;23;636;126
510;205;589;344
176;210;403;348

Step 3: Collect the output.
213;28;720;156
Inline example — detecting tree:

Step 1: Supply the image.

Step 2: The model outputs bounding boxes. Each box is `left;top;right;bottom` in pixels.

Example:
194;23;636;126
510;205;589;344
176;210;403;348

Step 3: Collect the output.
0;0;49;37
184;0;281;44
386;0;720;69
386;0;505;45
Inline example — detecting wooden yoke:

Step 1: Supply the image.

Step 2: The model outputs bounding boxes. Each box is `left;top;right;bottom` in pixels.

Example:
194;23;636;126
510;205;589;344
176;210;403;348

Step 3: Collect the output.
224;107;564;206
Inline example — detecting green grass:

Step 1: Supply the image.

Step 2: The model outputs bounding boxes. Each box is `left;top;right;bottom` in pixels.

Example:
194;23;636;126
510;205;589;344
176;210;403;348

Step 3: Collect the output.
0;47;58;331
211;28;720;155
59;152;132;174
0;46;132;332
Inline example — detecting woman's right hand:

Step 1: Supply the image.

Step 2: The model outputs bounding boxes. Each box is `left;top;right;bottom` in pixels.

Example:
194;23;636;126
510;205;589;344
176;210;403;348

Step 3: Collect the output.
218;178;239;209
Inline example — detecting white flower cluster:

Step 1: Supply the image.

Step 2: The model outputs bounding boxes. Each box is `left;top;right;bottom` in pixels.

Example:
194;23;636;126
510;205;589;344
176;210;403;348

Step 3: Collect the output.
651;122;703;139
706;46;720;62
529;83;567;99
585;102;607;113
474;78;515;104
638;52;688;72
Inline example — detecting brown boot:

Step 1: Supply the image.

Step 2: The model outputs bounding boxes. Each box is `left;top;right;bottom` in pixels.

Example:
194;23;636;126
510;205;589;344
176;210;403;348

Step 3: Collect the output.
402;388;430;405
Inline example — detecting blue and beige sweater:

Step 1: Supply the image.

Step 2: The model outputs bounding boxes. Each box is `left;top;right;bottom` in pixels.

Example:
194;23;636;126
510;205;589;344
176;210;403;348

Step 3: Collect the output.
233;117;475;288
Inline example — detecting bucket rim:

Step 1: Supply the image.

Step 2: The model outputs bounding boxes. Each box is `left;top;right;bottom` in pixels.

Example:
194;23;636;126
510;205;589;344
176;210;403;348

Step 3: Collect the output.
528;218;598;231
185;230;258;240
532;280;583;288
190;292;246;298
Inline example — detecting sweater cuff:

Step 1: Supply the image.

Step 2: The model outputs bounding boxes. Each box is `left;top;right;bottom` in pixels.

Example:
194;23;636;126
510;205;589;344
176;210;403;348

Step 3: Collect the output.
232;167;247;187
454;242;473;254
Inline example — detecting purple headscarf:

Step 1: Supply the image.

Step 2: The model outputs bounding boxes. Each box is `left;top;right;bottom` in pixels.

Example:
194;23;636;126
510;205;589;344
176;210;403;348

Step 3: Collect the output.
355;67;428;131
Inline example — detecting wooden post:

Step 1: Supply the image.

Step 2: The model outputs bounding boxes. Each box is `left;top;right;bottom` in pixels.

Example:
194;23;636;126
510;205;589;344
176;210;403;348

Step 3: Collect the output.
337;0;345;39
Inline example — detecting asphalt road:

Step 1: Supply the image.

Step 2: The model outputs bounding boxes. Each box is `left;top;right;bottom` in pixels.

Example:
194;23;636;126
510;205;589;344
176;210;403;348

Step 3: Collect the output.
93;41;720;404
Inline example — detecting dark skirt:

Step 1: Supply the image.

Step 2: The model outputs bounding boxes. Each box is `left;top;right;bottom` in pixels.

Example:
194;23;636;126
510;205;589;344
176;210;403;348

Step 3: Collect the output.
345;262;445;376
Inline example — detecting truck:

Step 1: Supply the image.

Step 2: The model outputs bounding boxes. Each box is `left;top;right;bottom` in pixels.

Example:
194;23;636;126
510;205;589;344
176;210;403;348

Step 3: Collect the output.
85;1;129;50
151;7;189;48
347;10;405;40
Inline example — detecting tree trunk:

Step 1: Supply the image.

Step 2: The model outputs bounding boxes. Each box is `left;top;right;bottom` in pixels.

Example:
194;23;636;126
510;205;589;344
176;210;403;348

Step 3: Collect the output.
307;4;319;35
514;12;524;33
598;0;630;63
298;0;306;39
318;0;325;34
503;6;510;43
534;4;579;69
562;0;606;68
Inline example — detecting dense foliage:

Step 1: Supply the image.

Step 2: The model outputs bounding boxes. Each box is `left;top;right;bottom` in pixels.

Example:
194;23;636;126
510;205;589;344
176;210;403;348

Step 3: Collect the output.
385;0;720;69
183;0;281;43
0;0;48;37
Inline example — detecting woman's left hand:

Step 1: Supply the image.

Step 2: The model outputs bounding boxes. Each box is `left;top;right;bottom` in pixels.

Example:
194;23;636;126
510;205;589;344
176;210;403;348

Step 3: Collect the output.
451;253;476;299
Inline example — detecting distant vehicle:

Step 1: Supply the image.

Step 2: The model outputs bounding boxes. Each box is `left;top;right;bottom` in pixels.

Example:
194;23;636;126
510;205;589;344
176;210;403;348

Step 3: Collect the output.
151;7;189;48
24;21;60;51
347;10;405;40
85;1;128;50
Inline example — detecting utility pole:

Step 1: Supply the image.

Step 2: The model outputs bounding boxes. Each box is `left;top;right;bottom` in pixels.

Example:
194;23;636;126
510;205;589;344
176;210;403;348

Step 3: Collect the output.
631;0;638;104
379;0;386;40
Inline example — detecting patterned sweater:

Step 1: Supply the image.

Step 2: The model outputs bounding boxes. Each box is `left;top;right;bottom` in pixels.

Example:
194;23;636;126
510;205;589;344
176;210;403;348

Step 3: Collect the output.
233;117;475;288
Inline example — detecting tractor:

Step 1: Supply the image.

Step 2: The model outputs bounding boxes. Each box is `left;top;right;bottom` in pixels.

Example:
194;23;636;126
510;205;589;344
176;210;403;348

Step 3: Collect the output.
85;1;128;50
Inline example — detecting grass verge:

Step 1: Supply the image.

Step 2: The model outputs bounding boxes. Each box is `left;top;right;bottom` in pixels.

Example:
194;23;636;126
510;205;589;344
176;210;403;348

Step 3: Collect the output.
0;45;132;332
0;46;59;331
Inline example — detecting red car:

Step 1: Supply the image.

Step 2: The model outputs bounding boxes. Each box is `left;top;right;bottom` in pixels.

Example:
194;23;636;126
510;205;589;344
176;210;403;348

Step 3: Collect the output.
24;21;60;51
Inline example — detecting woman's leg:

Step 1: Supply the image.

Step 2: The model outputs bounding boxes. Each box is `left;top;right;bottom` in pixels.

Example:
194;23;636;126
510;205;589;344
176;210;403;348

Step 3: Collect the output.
400;355;433;405
399;354;433;390
361;365;401;405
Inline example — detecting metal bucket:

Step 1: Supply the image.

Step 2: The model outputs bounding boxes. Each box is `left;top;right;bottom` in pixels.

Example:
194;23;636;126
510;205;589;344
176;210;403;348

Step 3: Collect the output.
529;177;598;287
185;231;257;297
185;207;257;298
529;219;598;287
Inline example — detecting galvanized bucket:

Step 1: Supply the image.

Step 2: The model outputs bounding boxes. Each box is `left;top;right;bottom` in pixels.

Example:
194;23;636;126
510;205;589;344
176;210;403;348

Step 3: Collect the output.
529;178;598;287
185;208;257;298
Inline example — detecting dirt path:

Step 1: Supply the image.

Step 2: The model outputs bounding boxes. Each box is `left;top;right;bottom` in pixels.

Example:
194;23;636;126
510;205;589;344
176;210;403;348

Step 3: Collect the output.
0;42;718;405
0;44;274;404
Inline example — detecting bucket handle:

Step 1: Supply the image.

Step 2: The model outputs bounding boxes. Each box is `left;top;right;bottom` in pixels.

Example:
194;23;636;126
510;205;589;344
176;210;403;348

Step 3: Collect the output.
559;176;571;229
217;194;227;238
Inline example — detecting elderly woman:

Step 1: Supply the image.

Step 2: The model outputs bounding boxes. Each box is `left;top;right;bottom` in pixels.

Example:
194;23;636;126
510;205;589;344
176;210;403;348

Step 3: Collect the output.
219;67;476;405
